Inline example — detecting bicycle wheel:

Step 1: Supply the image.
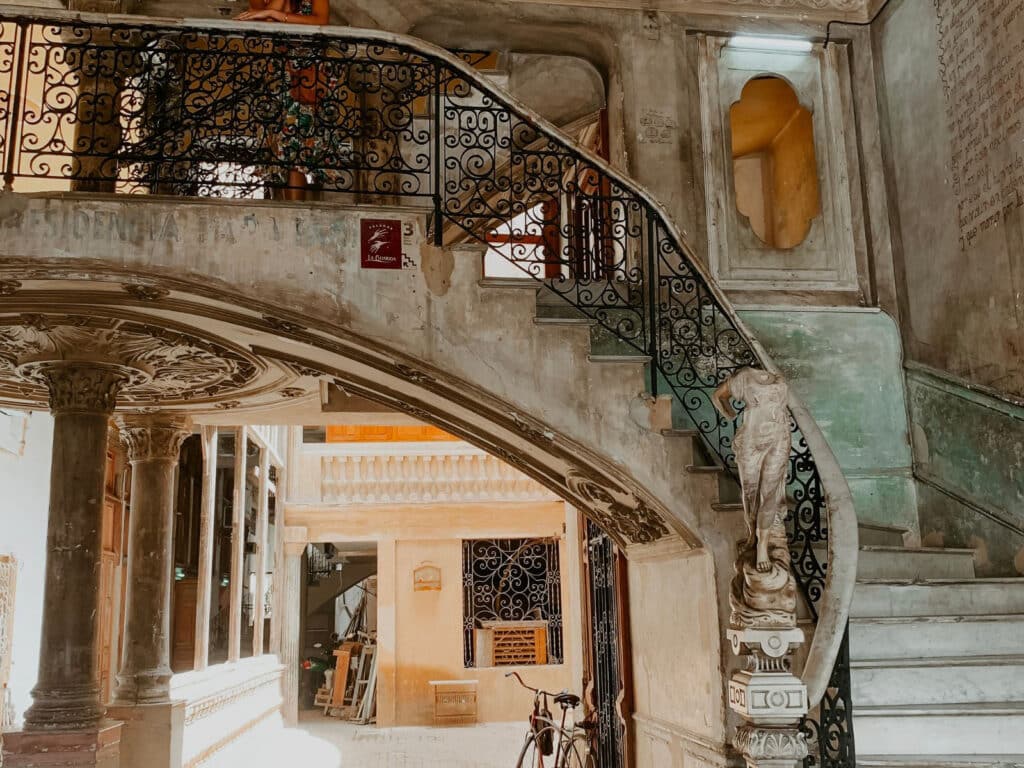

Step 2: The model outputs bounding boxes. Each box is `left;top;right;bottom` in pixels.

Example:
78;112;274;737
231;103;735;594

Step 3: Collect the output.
560;737;597;768
515;727;560;768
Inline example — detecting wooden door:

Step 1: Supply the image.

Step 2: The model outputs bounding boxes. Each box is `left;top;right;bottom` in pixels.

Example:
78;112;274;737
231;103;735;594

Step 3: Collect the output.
172;578;198;671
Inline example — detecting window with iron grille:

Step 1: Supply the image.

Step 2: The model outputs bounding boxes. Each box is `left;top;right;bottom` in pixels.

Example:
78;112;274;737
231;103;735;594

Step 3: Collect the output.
462;538;563;667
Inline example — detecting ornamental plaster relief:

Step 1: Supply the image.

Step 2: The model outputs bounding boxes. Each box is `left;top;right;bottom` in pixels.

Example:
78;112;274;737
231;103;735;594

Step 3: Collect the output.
0;311;309;413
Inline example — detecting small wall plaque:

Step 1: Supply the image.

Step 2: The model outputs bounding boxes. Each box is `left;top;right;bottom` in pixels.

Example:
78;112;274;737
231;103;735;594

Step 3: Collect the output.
413;563;442;592
360;219;403;269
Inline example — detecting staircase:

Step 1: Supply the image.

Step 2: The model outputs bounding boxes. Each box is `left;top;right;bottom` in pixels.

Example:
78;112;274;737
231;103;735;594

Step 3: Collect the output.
843;524;1024;768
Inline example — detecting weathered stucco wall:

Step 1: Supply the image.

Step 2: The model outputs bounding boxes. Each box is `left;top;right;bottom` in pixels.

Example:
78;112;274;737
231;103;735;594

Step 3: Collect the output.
908;367;1024;576
739;308;917;534
874;0;1024;400
627;540;726;768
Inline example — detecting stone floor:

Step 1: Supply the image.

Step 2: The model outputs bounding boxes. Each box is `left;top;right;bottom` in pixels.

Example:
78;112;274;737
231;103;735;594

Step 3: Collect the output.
213;711;527;768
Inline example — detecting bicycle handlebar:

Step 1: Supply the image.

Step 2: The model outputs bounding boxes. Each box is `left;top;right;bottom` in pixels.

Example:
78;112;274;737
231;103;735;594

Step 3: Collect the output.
504;671;562;700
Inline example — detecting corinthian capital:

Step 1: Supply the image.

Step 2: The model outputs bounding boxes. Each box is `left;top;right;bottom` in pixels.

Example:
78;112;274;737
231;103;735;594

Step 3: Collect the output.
36;362;129;415
118;415;192;461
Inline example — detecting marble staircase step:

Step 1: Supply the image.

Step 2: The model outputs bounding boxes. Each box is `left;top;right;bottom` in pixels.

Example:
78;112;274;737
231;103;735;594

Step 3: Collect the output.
849;614;1024;660
857;522;910;547
858;755;1024;768
853;702;1024;755
815;545;977;580
851;655;1024;706
852;578;1024;618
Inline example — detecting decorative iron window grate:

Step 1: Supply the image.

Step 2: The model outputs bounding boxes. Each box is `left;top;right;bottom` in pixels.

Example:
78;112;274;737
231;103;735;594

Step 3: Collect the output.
462;538;563;667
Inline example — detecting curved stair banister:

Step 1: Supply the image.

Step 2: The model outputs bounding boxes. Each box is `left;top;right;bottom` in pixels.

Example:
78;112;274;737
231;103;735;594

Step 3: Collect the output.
0;6;857;760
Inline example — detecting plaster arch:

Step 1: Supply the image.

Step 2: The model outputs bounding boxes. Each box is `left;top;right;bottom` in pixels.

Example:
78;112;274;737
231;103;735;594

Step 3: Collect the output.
0;266;706;552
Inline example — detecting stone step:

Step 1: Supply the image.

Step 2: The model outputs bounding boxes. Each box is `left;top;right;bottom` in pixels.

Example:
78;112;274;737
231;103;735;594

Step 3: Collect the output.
857;521;910;547
851;655;1024;706
852;579;1024;618
849;614;1024;660
815;545;976;580
477;277;539;290
853;703;1024;755
586;354;652;365
533;316;597;326
858;755;1024;768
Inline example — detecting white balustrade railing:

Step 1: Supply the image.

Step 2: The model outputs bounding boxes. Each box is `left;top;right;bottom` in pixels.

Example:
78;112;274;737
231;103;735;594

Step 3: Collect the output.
310;444;555;505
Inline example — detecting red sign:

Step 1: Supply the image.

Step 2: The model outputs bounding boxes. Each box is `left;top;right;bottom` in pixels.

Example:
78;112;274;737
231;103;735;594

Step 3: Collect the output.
360;219;403;269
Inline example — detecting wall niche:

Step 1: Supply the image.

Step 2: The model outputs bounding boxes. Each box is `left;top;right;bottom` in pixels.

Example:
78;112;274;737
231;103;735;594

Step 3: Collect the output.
698;36;859;296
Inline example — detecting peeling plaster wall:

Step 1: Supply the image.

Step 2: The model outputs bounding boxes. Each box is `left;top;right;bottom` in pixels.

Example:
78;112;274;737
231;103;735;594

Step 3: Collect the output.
907;367;1024;576
873;0;1024;400
873;0;1024;559
739;308;917;535
0;410;53;724
627;541;727;768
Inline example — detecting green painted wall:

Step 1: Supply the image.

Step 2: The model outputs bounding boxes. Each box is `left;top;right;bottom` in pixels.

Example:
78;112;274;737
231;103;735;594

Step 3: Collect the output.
907;367;1024;576
738;308;918;535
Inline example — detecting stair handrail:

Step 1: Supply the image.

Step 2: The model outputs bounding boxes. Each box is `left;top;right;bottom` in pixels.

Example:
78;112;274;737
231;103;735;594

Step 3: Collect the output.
0;2;857;714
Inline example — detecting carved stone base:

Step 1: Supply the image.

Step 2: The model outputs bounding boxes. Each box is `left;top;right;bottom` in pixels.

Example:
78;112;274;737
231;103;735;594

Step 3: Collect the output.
2;721;121;767
105;701;183;768
733;724;808;768
728;667;808;725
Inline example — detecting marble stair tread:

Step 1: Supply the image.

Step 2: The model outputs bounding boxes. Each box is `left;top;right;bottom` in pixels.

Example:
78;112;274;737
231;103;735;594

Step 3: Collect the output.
851;654;1024;706
586;354;652;364
852;578;1024;618
814;544;977;580
532;316;598;326
849;614;1024;659
477;277;541;290
858;755;1024;768
857;521;910;547
853;702;1024;755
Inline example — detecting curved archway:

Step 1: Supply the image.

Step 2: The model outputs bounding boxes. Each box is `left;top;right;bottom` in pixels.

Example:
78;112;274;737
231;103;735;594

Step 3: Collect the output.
0;266;703;549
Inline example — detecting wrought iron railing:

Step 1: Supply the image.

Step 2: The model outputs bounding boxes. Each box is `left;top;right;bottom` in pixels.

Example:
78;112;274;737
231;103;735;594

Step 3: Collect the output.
0;9;856;765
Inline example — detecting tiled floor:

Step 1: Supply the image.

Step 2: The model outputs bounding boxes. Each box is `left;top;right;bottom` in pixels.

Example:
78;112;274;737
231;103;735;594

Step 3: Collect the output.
217;712;527;767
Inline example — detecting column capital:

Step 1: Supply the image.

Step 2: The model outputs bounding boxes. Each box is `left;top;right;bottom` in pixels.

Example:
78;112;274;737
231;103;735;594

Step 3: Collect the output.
117;415;192;462
34;361;130;415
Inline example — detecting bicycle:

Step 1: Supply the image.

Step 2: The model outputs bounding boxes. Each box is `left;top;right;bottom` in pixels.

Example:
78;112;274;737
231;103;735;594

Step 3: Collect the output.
507;671;597;768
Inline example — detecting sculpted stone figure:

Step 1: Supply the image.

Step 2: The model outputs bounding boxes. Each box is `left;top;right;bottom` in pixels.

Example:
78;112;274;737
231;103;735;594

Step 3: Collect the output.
712;367;797;629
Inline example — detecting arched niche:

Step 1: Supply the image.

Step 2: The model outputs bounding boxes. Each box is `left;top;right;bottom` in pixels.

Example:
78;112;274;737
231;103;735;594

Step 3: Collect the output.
729;75;821;250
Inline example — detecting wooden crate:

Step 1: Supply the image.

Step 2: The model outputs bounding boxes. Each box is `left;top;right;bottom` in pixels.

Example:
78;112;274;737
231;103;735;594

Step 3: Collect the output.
429;680;478;725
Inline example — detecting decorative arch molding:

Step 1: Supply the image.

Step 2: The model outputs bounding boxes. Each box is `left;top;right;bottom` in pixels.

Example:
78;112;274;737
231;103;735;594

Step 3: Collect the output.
0;267;692;550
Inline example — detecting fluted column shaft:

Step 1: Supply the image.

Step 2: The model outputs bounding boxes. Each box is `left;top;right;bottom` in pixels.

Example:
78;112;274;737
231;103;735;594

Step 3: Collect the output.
278;545;303;726
24;363;126;730
113;415;191;704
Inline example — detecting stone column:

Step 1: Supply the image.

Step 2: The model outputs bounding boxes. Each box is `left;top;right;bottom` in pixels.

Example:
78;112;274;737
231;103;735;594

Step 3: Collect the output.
112;415;191;704
278;544;304;726
22;362;127;730
252;449;271;657
227;428;247;663
192;426;218;672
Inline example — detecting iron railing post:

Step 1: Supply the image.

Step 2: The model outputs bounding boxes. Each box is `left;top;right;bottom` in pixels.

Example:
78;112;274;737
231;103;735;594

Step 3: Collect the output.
645;207;659;398
432;61;442;247
3;21;28;191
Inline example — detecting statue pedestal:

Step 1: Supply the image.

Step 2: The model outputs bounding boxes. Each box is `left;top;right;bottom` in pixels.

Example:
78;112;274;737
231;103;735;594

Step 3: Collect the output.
728;668;808;725
727;627;808;768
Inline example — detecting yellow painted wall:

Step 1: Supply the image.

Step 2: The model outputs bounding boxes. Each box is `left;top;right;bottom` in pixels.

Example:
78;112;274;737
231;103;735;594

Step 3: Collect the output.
289;500;579;726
